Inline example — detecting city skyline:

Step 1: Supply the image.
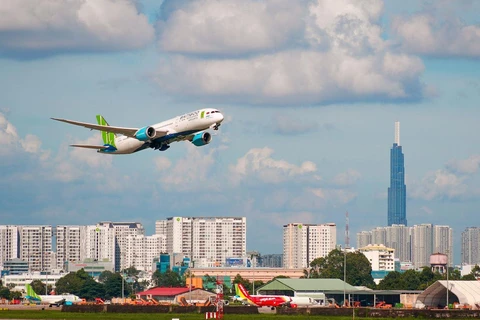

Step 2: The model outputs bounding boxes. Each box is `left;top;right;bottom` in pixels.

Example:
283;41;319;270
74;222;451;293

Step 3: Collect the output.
0;1;479;265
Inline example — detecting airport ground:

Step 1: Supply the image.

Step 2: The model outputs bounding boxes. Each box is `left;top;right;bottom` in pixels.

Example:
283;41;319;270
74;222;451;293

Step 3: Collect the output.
0;307;478;320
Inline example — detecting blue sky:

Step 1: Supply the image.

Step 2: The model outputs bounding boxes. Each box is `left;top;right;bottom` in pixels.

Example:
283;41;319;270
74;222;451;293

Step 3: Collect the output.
0;0;479;264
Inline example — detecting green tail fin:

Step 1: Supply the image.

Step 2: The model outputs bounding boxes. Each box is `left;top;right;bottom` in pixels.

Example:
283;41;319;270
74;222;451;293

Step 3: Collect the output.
25;284;41;300
96;115;116;147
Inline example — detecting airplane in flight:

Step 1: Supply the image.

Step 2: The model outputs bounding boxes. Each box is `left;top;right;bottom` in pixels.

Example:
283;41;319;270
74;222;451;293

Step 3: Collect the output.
25;284;81;307
51;108;224;154
234;283;292;309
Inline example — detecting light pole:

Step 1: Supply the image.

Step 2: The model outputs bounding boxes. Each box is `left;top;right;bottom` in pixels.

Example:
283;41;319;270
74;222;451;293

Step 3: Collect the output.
121;271;125;300
343;247;346;307
446;250;449;309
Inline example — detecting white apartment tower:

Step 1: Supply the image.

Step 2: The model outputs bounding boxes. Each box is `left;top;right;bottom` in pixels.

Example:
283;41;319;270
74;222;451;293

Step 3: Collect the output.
124;234;166;272
84;224;115;267
356;231;372;250
358;244;395;271
155;217;247;268
55;226;86;270
371;227;387;247
99;222;145;272
18;226;53;272
0;225;18;269
385;224;411;263
433;225;453;267
462;227;480;265
411;224;434;269
283;223;336;269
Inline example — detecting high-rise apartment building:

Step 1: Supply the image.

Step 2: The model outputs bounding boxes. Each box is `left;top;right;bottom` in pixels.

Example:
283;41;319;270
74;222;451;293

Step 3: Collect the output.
0;225;18;269
356;231;372;250
155;217;247;268
18;226;53;272
283;223;336;269
260;254;283;268
385;224;411;262
388;121;407;226
84;224;116;268
99;222;145;272
433;225;453;267
411;224;433;269
124;234;166;272
55;226;85;270
461;227;480;265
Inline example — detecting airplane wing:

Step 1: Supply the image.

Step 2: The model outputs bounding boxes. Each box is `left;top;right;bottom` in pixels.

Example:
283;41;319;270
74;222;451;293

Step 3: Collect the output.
70;144;109;150
51;118;140;137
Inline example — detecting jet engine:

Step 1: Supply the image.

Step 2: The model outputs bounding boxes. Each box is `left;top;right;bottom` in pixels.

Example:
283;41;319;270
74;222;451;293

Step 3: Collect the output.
191;132;212;146
134;126;156;141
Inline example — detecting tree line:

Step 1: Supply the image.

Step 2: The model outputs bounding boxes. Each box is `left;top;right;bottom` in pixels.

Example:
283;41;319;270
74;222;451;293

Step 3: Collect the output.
305;249;480;290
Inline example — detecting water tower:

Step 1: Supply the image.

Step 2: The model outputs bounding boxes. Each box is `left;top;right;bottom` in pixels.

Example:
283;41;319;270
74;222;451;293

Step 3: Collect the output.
430;253;448;274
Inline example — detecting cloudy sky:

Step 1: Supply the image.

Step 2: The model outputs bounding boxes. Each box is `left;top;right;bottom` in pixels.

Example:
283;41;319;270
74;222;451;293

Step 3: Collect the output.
1;0;479;264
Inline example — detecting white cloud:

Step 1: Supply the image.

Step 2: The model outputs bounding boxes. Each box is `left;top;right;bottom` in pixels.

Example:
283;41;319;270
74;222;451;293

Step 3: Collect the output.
154;157;172;171
158;0;306;55
332;169;362;186
154;0;426;105
155;143;218;192
154;50;425;105
410;169;469;201
0;0;154;57
68;135;113;169
229;147;318;184
446;155;480;174
391;4;480;58
410;154;480;201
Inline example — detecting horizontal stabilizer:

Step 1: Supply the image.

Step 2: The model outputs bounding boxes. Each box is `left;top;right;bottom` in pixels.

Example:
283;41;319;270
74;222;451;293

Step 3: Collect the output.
70;144;108;150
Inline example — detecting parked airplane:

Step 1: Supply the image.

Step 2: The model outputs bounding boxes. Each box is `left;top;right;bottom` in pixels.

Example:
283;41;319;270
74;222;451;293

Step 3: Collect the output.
25;284;80;307
51;108;224;154
234;283;291;309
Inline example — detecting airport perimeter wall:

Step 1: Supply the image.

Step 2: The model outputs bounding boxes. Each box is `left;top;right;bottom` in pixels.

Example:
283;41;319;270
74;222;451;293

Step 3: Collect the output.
62;305;258;314
61;305;480;317
278;307;480;318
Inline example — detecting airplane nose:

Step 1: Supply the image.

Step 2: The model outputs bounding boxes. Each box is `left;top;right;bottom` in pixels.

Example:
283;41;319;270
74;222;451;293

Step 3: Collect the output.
218;113;224;122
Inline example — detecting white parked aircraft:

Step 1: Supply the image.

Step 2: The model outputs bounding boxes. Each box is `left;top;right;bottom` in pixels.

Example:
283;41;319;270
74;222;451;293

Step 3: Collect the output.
25;284;80;307
51;108;224;154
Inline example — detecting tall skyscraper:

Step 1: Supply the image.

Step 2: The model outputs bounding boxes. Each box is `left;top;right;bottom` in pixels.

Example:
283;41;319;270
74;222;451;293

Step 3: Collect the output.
283;223;336;269
433;225;453;267
461;227;480;265
388;121;407;226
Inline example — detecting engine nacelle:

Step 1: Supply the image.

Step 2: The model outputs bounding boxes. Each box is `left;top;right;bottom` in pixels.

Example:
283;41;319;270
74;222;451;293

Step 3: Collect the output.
134;126;156;141
191;132;212;146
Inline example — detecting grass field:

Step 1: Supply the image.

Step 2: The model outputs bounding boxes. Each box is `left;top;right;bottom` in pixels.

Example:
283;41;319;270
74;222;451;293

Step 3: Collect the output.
0;310;404;320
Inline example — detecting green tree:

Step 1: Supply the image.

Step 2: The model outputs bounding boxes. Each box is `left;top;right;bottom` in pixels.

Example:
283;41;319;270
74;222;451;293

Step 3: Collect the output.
401;269;421;290
0;287;10;299
377;271;403;290
10;290;22;300
418;267;442;290
55;269;92;296
30;279;46;295
152;269;185;287
79;277;106;300
232;274;251;292
309;249;375;288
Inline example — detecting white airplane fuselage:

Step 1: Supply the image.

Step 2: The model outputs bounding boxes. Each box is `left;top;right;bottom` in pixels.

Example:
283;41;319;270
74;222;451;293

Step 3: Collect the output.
107;108;223;154
37;294;80;305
